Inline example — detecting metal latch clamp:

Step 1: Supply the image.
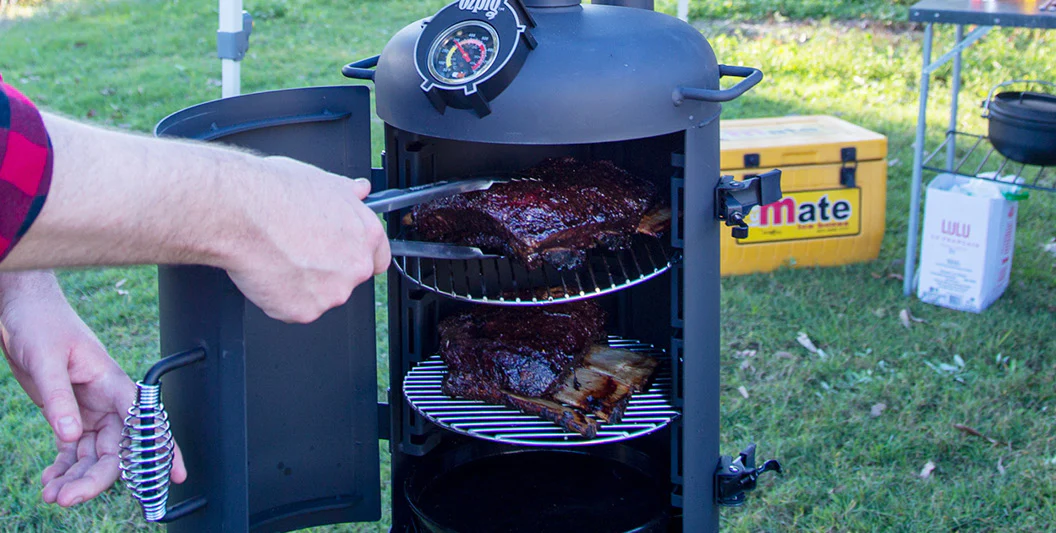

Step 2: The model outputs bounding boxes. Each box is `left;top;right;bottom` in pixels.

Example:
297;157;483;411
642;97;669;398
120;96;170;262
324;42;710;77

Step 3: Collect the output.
217;11;254;61
715;443;783;506
714;169;783;239
840;147;858;188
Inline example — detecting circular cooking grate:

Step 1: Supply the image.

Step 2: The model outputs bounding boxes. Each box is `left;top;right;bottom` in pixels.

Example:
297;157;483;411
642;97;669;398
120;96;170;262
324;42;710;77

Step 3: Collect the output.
393;233;680;306
403;337;680;447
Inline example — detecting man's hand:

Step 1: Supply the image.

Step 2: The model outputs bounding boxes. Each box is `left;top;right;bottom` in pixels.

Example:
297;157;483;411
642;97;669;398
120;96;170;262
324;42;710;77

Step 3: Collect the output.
223;157;391;323
0;271;187;506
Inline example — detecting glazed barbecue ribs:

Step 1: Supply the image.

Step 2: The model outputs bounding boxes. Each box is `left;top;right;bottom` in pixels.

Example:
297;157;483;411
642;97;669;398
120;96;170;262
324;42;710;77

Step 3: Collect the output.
438;301;660;438
412;157;660;270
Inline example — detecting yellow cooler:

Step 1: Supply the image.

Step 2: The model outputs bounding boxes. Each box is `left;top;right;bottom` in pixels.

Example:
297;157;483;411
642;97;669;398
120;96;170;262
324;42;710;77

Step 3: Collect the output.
719;115;888;276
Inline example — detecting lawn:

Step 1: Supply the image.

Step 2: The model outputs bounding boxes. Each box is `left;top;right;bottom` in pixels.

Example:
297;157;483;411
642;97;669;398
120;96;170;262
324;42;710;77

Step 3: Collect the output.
1;0;1055;531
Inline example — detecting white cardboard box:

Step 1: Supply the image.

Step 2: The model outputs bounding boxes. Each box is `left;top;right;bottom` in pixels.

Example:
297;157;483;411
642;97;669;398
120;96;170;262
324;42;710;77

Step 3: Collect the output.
917;174;1019;313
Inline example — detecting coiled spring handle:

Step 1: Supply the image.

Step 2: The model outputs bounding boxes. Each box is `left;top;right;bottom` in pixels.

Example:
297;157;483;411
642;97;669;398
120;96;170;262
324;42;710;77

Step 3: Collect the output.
118;348;208;522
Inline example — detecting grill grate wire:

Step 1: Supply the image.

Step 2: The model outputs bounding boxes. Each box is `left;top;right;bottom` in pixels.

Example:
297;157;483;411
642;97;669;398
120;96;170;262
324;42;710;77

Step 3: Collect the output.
403;337;680;447
393;233;680;306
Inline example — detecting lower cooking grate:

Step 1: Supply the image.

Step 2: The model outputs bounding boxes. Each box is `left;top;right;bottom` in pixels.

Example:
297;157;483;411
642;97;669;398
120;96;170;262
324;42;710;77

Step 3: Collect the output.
402;337;679;447
393;233;680;306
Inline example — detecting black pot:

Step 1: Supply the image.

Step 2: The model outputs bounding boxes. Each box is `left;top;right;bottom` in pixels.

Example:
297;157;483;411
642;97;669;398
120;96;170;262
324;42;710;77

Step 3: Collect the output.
985;81;1056;166
405;444;670;533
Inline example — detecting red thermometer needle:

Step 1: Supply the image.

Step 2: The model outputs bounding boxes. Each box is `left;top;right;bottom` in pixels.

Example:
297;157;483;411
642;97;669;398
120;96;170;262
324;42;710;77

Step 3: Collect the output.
454;40;472;63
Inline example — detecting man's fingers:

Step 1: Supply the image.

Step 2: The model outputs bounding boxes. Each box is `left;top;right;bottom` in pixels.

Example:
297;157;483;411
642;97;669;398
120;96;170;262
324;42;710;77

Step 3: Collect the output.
55;454;121;507
41;441;78;487
29;354;82;443
350;177;373;200
171;441;188;484
374;231;392;275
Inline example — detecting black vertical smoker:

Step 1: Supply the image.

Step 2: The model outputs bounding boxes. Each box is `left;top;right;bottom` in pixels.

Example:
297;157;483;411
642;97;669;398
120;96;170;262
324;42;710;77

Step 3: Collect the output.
119;1;783;531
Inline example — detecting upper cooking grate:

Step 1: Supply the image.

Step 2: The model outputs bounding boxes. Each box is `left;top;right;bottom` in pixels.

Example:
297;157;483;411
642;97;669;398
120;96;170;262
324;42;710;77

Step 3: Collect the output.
402;337;679;447
393;233;680;306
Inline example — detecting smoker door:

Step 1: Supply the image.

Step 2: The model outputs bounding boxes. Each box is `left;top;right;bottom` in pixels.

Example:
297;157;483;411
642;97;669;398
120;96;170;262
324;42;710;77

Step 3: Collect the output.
155;86;381;532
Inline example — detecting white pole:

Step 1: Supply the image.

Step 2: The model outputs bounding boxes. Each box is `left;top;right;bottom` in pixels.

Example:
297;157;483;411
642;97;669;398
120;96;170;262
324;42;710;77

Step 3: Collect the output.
219;0;243;98
677;0;689;21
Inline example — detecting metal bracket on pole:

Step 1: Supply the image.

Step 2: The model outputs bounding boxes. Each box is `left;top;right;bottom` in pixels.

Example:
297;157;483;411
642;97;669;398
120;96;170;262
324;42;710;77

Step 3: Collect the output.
217;11;253;61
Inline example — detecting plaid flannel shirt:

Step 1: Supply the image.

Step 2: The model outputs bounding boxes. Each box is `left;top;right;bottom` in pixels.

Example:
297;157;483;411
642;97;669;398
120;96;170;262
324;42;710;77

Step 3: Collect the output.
0;74;52;263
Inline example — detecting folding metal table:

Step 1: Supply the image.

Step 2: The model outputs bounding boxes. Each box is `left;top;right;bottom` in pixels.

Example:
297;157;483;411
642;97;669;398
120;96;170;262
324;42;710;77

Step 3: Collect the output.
903;0;1056;296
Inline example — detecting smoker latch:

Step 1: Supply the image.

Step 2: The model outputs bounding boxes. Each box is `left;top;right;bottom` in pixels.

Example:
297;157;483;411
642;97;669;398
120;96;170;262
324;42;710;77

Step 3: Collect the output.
714;169;783;239
715;443;782;506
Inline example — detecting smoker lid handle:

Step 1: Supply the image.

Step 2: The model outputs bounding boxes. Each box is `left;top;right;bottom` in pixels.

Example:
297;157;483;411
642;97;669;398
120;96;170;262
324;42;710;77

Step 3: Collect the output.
342;55;380;81
673;65;763;105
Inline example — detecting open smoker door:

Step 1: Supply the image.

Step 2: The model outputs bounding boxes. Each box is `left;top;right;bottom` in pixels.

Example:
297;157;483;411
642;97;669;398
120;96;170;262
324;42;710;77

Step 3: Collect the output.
151;86;380;532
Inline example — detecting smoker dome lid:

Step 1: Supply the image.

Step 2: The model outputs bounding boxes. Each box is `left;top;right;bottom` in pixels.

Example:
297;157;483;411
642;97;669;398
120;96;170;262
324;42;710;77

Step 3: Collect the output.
373;4;722;144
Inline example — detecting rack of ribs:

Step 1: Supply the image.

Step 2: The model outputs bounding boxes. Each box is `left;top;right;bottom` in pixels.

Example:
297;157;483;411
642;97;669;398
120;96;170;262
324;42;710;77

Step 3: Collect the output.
412;157;664;270
438;301;659;438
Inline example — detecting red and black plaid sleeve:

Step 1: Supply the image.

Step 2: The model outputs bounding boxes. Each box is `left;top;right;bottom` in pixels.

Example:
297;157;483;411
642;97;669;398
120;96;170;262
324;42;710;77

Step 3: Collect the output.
0;74;52;263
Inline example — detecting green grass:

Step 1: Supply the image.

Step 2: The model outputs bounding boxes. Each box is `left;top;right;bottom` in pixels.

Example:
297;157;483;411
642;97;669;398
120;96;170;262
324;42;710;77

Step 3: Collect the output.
657;0;914;21
2;0;1056;531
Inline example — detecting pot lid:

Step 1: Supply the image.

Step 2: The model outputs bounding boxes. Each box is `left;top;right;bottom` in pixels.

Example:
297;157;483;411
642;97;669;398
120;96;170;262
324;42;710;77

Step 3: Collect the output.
991;91;1056;124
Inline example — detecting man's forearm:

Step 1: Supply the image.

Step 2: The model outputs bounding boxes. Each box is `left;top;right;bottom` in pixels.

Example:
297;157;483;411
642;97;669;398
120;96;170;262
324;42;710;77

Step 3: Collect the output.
1;113;262;271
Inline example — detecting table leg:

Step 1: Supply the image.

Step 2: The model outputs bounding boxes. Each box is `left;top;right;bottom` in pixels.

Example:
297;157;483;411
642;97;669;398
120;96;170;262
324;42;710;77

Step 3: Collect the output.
904;23;934;296
946;25;964;170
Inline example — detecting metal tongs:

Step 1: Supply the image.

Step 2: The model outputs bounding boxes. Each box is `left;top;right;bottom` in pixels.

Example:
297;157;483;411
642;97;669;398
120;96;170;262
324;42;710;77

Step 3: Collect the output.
364;178;509;260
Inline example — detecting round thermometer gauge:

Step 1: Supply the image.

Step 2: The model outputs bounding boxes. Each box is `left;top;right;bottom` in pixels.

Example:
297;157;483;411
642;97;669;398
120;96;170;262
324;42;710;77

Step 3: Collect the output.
427;21;500;86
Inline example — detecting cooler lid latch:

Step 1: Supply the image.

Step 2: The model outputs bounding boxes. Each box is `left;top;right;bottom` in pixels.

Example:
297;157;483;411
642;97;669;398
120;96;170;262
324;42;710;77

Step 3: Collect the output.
715;169;783;239
840;147;858;188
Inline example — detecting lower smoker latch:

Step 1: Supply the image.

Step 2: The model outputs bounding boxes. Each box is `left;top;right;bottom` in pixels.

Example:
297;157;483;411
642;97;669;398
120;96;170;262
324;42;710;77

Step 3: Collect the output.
715;443;782;506
714;169;783;239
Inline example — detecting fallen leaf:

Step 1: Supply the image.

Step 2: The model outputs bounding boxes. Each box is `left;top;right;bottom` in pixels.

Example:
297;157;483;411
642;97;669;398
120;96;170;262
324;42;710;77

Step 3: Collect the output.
828;485;845;495
86;109;97;118
737;386;750;399
873;308;886;318
919;460;936;479
871;272;882;279
796;332;826;358
74;41;87;48
997;457;1006;475
887;273;904;281
739;359;754;371
796;332;818;353
953;423;1004;446
734;349;757;358
870;403;887;417
1043;238;1056;259
899;309;925;329
774;351;795;359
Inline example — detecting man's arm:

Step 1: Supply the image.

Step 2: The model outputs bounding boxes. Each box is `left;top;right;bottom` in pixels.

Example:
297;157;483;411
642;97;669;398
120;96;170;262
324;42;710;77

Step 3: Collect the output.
3;113;390;323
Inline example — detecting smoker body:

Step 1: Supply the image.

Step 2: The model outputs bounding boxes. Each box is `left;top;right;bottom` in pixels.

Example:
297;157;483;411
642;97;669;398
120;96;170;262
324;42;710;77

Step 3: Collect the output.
139;1;770;531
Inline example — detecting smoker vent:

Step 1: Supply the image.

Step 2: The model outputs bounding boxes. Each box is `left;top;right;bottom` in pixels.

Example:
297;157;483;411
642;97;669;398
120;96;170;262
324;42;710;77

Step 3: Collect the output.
393;234;679;306
402;337;679;447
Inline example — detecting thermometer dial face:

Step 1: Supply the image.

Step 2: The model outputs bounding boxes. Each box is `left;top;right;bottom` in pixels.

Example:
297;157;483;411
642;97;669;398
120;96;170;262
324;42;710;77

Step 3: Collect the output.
427;21;500;86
